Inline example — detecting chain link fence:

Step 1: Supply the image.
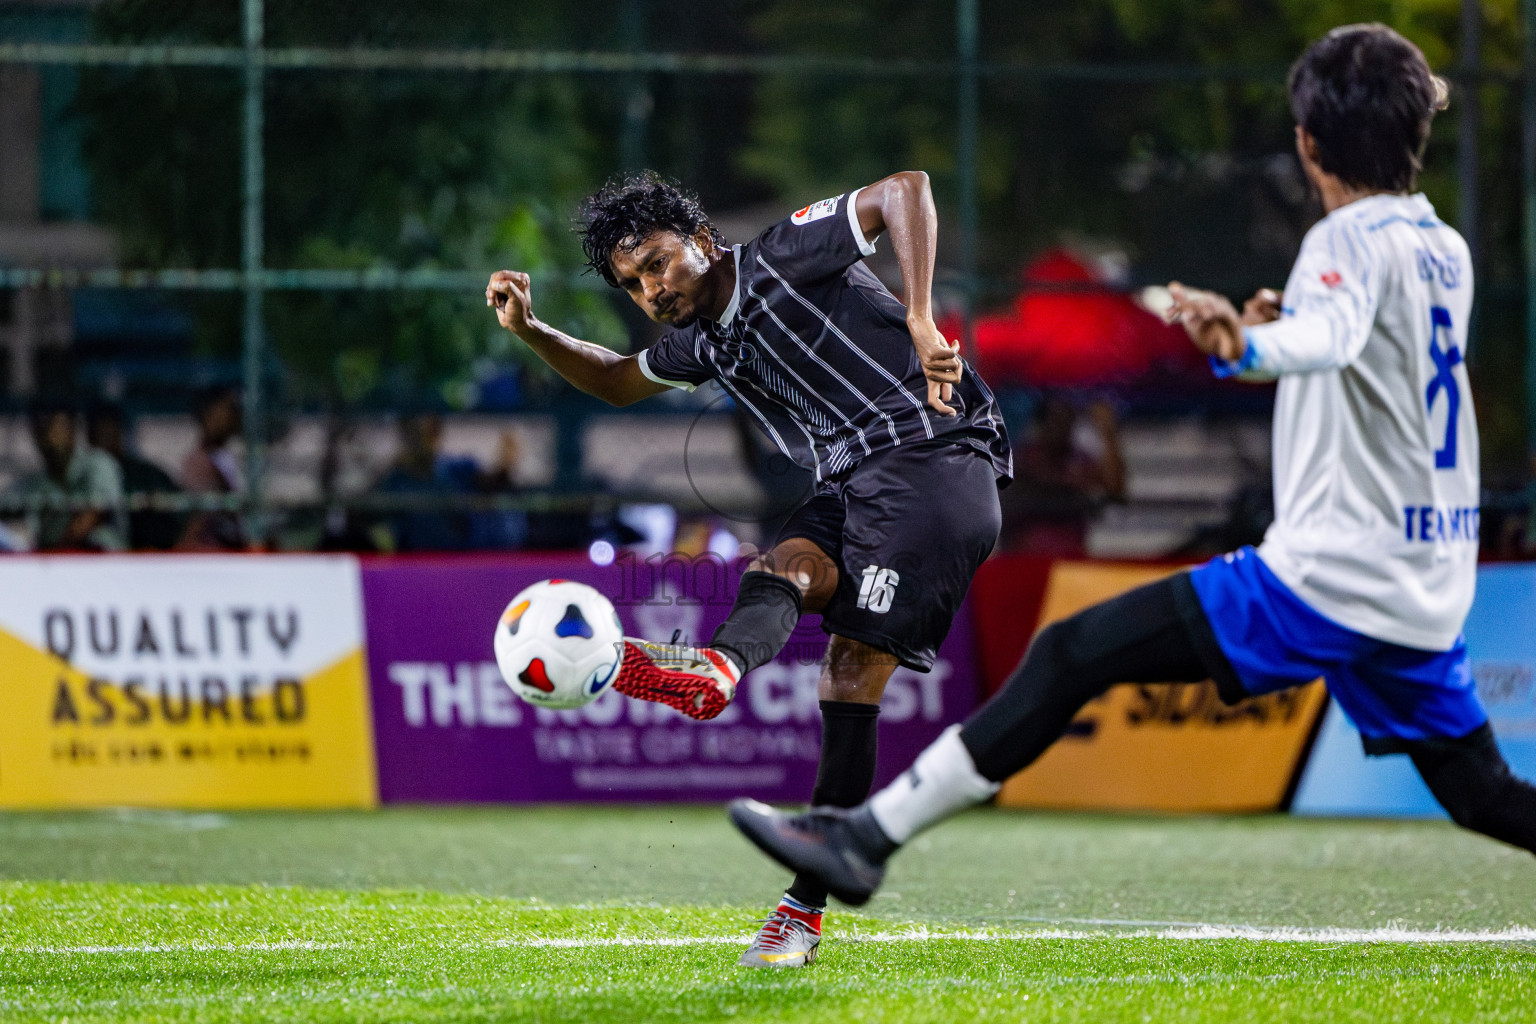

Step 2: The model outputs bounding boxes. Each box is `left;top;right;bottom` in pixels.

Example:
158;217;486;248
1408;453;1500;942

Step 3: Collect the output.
1;0;1532;555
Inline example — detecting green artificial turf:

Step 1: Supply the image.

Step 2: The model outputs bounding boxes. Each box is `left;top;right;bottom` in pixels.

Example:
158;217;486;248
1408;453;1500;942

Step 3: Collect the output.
1;807;1533;1022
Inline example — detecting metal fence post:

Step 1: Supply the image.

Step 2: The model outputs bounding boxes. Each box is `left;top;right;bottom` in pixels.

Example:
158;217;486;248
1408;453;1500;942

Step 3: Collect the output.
956;0;979;349
242;0;266;541
1459;0;1481;358
1525;0;1536;458
619;0;650;171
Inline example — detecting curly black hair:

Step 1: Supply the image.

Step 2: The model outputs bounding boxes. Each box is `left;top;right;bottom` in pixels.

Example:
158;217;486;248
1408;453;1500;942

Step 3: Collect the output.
578;171;725;286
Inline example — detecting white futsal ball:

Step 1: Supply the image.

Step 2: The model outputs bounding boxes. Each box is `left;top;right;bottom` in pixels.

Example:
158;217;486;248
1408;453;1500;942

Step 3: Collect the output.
493;579;624;709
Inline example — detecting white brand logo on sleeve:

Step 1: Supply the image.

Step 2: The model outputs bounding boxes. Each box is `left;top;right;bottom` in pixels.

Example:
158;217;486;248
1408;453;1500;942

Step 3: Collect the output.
790;195;842;225
856;564;900;614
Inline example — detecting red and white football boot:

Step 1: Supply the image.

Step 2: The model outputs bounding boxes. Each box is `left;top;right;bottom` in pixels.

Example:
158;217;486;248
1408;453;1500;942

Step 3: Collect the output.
613;638;741;721
738;896;822;968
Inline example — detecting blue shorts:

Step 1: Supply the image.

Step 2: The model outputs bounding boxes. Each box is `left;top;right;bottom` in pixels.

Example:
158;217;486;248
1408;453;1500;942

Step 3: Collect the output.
1188;547;1486;753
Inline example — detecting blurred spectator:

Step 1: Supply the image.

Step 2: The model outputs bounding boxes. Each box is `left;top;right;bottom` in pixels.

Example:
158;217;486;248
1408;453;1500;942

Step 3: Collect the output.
7;401;126;551
178;385;248;550
999;395;1126;556
375;413;526;551
87;402;183;550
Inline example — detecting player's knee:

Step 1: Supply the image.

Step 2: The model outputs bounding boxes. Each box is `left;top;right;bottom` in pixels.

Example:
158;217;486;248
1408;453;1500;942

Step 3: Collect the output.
755;541;838;607
1000;619;1075;695
1432;784;1488;832
1027;619;1068;665
1007;613;1119;704
1033;617;1093;678
1413;743;1517;834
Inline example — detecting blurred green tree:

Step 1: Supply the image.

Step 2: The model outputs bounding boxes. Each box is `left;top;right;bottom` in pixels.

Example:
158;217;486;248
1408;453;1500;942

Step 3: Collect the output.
734;0;1527;468
79;0;629;410
69;0;1529;464
737;0;1481;291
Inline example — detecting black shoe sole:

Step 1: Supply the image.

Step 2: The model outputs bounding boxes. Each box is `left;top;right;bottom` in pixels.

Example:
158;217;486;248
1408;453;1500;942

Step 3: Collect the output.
727;799;880;907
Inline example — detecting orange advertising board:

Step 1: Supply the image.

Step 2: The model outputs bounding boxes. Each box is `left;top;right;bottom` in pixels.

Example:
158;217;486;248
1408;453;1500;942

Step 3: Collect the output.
996;562;1327;813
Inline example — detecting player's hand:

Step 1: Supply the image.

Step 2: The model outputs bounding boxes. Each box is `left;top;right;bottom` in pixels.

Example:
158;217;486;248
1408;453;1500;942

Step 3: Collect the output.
1166;282;1246;363
486;270;537;337
909;315;961;416
1241;288;1282;326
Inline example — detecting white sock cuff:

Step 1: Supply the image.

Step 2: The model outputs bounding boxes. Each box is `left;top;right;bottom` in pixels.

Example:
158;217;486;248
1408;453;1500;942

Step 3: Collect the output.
868;725;999;844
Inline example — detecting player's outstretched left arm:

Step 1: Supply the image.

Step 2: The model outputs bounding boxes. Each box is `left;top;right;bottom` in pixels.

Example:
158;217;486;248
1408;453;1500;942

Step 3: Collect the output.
487;270;669;407
852;171;961;416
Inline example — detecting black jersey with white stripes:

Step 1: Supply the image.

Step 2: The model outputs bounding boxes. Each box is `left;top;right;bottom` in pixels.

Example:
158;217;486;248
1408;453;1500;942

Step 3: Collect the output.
636;189;1012;484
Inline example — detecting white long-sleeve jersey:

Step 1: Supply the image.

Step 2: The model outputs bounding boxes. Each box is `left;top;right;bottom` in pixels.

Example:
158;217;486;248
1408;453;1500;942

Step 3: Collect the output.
1221;192;1477;651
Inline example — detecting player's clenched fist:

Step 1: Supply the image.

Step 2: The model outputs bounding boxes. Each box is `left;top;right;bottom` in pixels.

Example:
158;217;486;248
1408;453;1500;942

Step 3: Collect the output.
486;270;536;336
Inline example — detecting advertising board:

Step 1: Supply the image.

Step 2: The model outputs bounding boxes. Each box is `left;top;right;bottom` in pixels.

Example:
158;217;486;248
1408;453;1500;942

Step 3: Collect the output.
0;555;376;808
361;552;979;803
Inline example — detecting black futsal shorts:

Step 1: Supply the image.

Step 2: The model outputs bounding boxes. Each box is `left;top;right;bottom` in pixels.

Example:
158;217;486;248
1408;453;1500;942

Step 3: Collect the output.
777;439;1003;671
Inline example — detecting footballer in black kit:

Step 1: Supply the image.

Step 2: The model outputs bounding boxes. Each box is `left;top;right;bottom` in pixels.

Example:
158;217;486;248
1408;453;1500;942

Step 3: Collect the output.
487;169;1010;968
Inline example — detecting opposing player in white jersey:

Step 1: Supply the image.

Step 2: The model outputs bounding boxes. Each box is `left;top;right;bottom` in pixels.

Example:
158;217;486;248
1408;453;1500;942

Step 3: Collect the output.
730;23;1536;905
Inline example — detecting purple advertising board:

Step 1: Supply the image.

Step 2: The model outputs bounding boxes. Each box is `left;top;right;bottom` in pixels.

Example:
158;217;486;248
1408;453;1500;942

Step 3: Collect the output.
361;551;981;803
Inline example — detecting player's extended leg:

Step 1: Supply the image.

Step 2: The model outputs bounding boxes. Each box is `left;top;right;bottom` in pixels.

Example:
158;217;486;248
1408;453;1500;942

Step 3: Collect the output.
715;538;840;672
740;635;898;968
613;537;836;720
730;573;1224;904
1407;726;1536;855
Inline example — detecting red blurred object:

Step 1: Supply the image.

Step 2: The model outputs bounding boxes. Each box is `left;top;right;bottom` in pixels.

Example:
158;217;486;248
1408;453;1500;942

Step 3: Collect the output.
941;249;1204;387
968;554;1055;697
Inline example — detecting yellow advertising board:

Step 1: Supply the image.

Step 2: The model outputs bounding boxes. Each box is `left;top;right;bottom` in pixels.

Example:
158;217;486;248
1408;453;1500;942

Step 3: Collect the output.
0;556;377;808
997;562;1328;813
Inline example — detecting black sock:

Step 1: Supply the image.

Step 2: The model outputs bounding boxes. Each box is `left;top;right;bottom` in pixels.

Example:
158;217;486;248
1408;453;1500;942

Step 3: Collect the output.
710;570;803;675
787;700;880;908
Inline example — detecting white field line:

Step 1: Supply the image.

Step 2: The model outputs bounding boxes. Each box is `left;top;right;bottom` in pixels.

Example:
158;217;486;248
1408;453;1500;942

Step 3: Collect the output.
1143;924;1536;943
509;924;1536;948
8;923;1536;955
9;940;347;954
